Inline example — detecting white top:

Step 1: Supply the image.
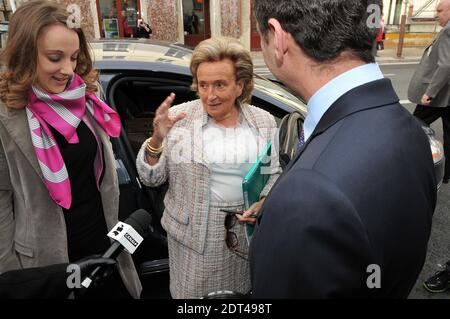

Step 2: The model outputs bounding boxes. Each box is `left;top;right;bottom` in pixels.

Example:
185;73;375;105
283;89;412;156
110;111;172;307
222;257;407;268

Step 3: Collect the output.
203;117;261;203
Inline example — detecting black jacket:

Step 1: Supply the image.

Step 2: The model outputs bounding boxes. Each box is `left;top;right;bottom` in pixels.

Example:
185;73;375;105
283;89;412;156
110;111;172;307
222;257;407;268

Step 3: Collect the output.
0;264;70;298
136;24;152;39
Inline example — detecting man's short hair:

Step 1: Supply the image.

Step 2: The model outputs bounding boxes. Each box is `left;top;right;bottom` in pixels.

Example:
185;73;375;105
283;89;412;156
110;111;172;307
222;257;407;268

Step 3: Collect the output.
253;0;381;63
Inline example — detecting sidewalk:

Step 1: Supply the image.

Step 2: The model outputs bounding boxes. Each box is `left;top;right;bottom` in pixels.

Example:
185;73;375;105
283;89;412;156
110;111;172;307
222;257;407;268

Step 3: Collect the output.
375;46;424;64
251;45;425;65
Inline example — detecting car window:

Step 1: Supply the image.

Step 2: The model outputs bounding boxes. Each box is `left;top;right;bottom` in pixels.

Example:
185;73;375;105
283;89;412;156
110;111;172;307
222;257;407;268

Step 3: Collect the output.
108;73;304;156
109;75;196;156
254;76;307;115
250;97;286;125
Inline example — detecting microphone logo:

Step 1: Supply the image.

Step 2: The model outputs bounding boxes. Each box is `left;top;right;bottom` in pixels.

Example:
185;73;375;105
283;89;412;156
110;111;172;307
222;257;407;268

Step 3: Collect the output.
124;233;139;247
107;221;144;254
112;223;125;237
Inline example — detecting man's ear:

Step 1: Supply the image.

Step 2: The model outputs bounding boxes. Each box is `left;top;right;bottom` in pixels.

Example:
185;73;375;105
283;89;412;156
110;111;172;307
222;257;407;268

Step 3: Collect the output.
268;18;288;64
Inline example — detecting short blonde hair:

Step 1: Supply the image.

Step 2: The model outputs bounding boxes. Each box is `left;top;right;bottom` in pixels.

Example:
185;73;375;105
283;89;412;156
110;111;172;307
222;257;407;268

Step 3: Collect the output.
190;37;254;105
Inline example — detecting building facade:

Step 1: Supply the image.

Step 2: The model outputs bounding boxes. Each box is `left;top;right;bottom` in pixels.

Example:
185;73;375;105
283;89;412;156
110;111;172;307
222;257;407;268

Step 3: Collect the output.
6;0;442;51
383;0;440;25
9;0;258;50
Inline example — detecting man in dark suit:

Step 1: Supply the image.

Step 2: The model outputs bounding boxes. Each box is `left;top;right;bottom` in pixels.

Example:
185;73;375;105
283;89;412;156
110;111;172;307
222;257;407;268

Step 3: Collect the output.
250;0;436;298
408;0;450;183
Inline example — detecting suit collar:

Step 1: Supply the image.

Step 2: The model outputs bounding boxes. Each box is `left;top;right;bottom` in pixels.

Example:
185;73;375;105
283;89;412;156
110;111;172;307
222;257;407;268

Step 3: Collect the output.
285;78;399;172
304;63;384;140
428;26;447;47
0;106;44;181
312;78;399;136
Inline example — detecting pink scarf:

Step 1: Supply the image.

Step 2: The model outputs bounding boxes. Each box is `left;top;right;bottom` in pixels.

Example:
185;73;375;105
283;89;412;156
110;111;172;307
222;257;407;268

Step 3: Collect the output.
26;73;121;209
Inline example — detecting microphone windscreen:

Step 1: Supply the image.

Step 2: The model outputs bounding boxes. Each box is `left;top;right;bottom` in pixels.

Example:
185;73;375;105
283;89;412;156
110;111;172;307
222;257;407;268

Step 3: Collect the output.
124;209;152;238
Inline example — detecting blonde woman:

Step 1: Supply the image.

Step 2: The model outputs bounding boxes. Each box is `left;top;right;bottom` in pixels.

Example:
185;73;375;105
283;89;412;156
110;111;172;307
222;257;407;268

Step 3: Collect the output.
137;37;281;298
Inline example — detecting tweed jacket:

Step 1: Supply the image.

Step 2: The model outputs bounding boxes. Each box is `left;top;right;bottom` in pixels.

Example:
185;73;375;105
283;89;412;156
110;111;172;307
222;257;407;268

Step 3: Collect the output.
408;23;450;108
137;100;281;254
0;103;142;298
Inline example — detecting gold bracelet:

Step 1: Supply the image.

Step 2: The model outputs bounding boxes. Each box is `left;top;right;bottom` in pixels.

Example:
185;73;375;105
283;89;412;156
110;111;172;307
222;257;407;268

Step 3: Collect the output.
146;137;164;154
146;144;163;154
146;145;163;157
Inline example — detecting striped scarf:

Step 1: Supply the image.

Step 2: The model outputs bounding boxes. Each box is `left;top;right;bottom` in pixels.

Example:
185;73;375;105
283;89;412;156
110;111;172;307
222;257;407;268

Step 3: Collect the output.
26;73;121;209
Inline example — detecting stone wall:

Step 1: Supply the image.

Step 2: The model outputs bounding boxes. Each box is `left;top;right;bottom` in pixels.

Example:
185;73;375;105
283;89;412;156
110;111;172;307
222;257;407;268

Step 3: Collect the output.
13;0;255;49
147;0;179;42
220;0;240;38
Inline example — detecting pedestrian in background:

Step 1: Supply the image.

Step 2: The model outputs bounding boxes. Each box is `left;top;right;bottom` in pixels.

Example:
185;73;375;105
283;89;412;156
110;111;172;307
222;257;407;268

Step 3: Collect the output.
377;14;385;51
121;10;134;37
408;0;450;184
136;18;152;39
416;0;450;295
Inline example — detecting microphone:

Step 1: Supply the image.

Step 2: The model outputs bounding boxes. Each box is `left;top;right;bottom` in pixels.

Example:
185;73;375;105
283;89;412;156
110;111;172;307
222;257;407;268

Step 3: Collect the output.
81;209;152;289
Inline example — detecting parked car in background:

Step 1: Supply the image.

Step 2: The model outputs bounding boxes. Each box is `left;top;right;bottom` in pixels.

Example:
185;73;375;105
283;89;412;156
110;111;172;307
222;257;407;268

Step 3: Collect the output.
90;39;444;298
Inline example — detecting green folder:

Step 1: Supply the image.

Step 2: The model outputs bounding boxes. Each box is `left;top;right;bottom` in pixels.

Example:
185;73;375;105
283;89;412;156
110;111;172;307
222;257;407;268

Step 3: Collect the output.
242;141;272;242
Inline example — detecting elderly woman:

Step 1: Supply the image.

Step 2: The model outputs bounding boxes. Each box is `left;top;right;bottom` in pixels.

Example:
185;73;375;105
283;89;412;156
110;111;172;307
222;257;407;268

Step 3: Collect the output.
0;1;141;298
136;37;281;298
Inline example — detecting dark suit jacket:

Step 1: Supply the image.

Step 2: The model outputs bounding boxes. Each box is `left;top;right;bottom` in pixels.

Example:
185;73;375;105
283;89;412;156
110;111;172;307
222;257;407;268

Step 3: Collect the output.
0;264;70;298
249;78;436;298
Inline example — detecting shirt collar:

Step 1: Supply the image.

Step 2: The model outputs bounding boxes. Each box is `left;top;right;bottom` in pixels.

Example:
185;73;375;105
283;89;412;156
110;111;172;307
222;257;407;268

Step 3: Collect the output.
199;100;248;127
303;63;384;140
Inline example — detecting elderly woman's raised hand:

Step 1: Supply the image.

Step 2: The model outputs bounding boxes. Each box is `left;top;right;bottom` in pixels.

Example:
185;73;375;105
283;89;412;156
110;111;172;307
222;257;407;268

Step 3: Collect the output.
151;93;187;145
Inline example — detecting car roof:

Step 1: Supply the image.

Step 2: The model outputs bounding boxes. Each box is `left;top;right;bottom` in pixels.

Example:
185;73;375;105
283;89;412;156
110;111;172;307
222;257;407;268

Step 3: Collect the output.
90;39;193;74
91;39;307;115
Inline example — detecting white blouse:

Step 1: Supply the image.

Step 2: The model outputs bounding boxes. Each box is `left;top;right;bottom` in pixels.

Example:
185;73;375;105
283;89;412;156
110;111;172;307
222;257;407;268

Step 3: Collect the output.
202;117;263;203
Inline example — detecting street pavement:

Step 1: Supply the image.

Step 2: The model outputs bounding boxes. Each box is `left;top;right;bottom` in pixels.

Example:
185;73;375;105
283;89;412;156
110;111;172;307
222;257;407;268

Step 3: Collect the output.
252;46;425;77
252;46;450;299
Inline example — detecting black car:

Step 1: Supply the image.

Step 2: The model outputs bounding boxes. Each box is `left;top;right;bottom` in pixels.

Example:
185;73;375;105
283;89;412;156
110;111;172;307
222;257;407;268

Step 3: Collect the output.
90;39;444;298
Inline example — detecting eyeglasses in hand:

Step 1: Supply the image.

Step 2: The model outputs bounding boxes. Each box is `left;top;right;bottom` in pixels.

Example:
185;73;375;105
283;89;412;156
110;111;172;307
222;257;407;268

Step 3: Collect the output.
222;210;248;259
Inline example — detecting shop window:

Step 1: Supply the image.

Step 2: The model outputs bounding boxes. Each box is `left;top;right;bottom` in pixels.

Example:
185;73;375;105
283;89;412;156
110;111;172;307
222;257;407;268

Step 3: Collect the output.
182;0;210;48
121;0;138;38
98;0;140;38
183;0;205;36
